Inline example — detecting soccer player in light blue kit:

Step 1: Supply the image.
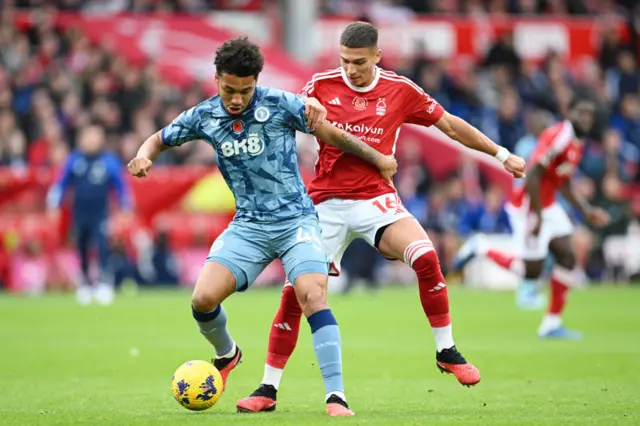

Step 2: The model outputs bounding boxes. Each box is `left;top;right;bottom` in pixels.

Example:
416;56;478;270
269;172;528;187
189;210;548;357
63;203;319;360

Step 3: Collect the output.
127;37;397;416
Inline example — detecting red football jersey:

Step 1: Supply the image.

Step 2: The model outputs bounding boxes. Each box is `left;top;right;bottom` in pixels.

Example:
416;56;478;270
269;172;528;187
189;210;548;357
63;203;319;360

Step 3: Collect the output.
510;120;583;209
301;67;444;204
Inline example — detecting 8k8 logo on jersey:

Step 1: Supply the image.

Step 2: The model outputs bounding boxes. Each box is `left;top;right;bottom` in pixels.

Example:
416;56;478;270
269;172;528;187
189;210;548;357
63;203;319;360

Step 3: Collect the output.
220;134;265;157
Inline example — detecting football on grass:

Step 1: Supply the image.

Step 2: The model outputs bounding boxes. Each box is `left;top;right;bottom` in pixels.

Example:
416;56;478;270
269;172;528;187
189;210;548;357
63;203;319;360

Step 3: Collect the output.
172;360;224;411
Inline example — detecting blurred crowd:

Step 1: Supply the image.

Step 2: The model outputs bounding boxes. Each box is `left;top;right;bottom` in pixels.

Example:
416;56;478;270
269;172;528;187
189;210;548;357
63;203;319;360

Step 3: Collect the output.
5;0;640;15
321;0;639;17
6;0;262;13
1;2;639;287
0;5;219;175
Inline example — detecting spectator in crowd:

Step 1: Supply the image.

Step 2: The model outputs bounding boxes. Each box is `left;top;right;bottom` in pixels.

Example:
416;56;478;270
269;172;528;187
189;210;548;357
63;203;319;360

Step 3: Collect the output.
458;185;511;237
483;32;521;80
611;93;640;149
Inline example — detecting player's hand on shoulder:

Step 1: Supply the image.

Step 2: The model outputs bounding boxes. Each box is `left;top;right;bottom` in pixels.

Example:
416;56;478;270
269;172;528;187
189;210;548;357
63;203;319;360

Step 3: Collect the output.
376;155;398;184
128;156;153;178
304;97;327;131
585;206;610;227
504;154;526;179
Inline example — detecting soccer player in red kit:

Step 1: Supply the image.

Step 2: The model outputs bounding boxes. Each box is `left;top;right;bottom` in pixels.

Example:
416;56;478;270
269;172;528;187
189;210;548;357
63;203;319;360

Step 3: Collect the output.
236;21;526;413
453;97;610;339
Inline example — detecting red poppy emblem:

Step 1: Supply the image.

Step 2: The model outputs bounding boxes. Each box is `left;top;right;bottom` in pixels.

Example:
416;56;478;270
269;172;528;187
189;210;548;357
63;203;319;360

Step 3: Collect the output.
352;97;368;111
232;120;244;133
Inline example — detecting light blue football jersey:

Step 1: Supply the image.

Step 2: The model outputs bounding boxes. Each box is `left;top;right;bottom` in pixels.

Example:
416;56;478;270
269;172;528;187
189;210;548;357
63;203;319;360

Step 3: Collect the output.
161;86;316;222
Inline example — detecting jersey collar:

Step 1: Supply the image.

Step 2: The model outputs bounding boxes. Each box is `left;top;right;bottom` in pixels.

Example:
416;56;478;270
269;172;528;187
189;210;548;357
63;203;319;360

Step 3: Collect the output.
213;87;260;118
341;66;380;93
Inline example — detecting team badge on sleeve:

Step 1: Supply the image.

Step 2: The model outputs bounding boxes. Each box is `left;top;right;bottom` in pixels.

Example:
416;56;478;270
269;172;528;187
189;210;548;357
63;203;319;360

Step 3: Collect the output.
254;106;270;122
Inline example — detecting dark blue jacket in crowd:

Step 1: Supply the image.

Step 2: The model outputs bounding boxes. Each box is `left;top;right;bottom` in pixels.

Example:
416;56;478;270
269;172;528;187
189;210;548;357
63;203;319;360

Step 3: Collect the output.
458;203;512;237
47;150;132;223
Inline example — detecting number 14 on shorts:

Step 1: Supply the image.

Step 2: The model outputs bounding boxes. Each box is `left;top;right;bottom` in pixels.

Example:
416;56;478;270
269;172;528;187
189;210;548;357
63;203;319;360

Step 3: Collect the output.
372;194;406;215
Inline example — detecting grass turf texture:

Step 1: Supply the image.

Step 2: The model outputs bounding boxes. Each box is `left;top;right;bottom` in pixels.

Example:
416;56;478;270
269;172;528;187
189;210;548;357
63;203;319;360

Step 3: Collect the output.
1;286;639;425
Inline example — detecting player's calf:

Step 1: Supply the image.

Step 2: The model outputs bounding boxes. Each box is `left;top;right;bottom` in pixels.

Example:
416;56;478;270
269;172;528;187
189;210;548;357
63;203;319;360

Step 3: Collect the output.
237;283;302;413
404;243;453;348
191;261;242;388
404;241;481;386
539;239;583;339
266;283;302;372
538;265;582;339
293;270;352;414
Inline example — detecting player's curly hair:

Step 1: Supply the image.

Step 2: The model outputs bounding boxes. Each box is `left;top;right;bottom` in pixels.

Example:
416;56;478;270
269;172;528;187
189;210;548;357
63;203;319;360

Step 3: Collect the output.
340;21;378;48
214;37;264;78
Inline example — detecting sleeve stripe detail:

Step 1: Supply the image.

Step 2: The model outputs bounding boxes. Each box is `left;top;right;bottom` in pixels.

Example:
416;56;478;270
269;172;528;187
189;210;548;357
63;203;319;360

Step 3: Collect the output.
379;71;426;95
301;69;342;94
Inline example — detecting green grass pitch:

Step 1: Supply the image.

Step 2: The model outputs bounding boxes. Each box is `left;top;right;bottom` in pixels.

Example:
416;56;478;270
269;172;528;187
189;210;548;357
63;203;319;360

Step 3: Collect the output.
1;286;639;425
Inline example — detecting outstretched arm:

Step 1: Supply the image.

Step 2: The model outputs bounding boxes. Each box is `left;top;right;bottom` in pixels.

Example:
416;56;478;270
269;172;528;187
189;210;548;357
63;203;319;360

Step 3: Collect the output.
434;111;526;178
312;122;397;182
138;131;172;161
128;131;172;178
129;106;201;178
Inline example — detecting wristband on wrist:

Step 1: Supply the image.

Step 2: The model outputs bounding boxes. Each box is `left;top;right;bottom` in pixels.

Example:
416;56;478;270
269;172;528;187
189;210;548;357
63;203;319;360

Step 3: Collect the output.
494;146;510;163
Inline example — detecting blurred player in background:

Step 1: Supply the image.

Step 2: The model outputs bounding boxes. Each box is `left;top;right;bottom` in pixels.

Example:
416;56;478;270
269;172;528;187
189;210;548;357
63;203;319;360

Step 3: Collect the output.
237;21;527;413
510;107;555;309
128;37;397;417
47;125;132;306
454;97;610;339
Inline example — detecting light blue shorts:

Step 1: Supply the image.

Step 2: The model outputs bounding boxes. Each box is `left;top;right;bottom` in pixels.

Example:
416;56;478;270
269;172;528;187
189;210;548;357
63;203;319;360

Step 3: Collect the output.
206;214;328;291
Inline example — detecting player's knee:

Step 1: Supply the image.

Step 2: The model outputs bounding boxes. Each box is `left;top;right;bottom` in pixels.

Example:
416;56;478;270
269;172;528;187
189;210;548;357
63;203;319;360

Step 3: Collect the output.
191;290;220;314
302;290;328;317
294;274;328;317
410;250;442;278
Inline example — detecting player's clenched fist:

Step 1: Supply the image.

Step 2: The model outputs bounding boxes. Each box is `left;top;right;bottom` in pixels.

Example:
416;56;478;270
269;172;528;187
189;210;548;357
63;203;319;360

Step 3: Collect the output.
304;97;327;131
504;154;526;179
376;155;398;184
128;156;153;178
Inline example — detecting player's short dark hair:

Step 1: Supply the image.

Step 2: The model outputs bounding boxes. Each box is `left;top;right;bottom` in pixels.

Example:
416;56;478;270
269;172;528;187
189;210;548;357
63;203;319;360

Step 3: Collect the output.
214;36;264;78
340;21;378;48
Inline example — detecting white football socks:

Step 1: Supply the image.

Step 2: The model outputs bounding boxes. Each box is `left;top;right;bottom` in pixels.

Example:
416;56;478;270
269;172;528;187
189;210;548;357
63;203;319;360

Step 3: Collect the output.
262;364;284;390
433;324;455;352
